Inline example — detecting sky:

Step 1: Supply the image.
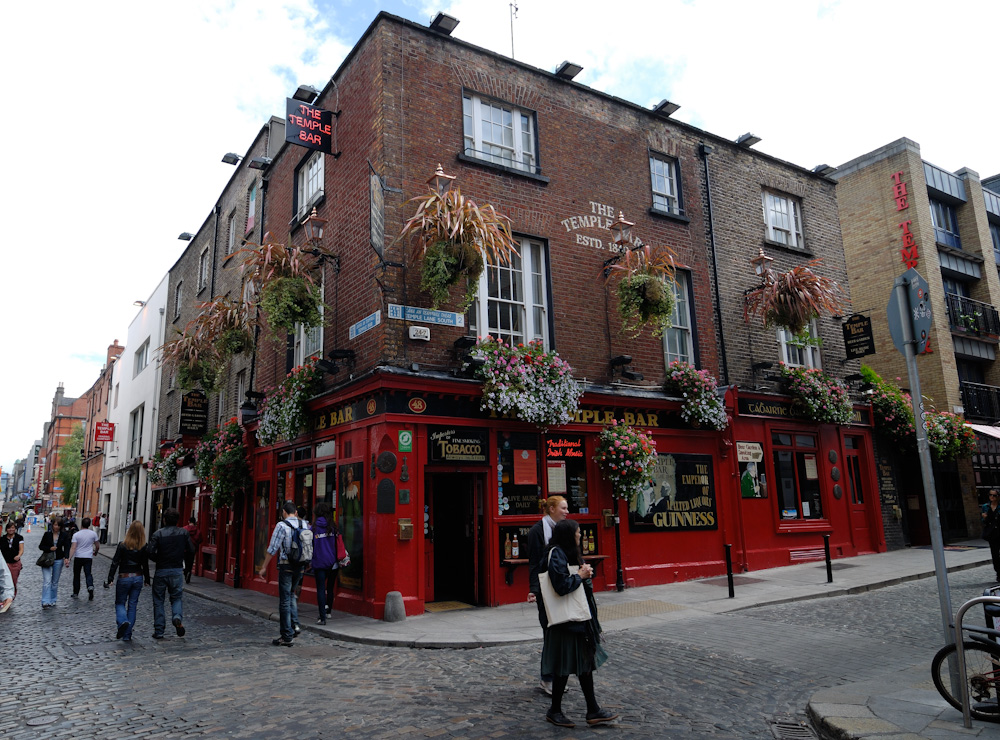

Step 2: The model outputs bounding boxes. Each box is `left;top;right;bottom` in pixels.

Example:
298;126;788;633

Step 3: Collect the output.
1;0;997;477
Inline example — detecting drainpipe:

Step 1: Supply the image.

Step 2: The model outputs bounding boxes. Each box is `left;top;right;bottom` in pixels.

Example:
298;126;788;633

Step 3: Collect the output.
699;143;729;386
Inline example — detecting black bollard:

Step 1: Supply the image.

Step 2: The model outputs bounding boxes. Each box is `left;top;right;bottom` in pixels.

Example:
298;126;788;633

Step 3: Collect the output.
724;543;735;598
824;533;833;583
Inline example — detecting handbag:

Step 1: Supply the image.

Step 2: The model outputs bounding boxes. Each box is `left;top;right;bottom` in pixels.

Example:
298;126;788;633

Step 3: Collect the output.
538;550;592;626
335;532;351;568
36;551;56;567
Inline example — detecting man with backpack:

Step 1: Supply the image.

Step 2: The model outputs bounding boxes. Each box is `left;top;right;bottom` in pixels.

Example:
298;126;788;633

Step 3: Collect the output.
258;501;311;647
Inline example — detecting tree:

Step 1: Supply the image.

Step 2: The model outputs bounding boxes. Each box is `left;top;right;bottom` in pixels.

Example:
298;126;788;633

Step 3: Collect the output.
56;423;84;506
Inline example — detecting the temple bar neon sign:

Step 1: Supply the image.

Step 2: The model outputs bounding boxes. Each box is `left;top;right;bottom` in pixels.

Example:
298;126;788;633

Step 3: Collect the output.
285;98;333;154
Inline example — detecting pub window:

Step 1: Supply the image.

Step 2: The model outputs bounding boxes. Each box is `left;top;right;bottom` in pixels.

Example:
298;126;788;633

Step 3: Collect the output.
173;281;183;319
779;319;821;369
763;190;804;248
771;432;822;520
649;152;683;216
198;248;210;292
463;93;538;174
498;432;541;516
295;150;324;220
227;210;238;255
294;273;324;365
664;271;693;366
544;434;588;514
468;238;550;349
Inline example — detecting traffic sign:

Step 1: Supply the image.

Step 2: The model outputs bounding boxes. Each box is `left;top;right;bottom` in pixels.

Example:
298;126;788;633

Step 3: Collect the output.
886;268;932;355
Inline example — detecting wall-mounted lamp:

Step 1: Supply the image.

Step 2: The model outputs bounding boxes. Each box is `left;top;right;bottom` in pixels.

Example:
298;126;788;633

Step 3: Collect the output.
178;232;193;241
737;132;762;148
555;61;583;80
427;163;456;196
248;157;272;170
221;152;242;165
453;336;477;351
301;207;328;246
316;359;340;375
133;300;146;307
750;247;774;280
608;211;635;250
621;369;644;381
812;164;837;177
292;84;320;103
751;361;773;372
610;355;633;368
610;355;642;381
239;398;258;425
429;12;459;35
652;99;681;118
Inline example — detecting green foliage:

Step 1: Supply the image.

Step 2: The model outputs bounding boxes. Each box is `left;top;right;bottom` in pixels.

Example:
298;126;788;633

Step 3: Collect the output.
617;273;675;338
779;363;854;425
419;240;484;310
56;423;84;506
259;276;323;334
194;420;251;509
859;366;915;446
177;361;220;394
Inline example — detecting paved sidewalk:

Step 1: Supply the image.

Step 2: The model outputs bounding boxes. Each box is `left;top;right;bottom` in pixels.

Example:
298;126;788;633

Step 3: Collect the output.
118;543;1000;738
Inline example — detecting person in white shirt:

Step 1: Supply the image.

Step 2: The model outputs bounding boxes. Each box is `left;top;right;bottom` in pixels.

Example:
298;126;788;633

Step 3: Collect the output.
0;558;14;613
68;518;100;600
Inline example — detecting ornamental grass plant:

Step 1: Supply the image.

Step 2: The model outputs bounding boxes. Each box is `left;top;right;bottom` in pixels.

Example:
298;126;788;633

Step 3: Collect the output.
664;361;728;430
593;420;658;503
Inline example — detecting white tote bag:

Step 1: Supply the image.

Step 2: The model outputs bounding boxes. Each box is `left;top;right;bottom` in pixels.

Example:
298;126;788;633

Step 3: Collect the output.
538;550;592;626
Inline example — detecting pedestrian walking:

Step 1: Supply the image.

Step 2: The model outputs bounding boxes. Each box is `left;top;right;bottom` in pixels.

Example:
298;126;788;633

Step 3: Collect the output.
526;494;569;695
104;520;151;641
982;489;1000;581
146;508;193;639
69;517;100;600
39;516;72;608
310;502;342;624
1;520;25;596
99;513;108;545
182;516;201;583
0;557;13;613
540;519;617;728
258;501;305;646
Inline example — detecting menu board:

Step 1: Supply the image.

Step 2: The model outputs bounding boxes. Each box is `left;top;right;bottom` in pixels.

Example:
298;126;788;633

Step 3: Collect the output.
877;452;899;506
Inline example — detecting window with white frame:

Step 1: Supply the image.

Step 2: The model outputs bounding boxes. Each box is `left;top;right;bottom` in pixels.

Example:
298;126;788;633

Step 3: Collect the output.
294;274;324;365
173;281;183;318
664;272;693;365
227;211;237;255
217;383;226;425
114;383;119;408
246;182;257;234
649;154;682;215
763;191;803;248
133;339;150;377
237;369;247;408
296;151;324;219
129;405;144;459
779;320;821;369
468;238;549;348
198;249;209;292
463;94;537;174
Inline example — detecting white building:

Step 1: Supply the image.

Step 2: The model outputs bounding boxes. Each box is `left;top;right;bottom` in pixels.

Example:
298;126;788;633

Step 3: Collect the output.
101;277;168;544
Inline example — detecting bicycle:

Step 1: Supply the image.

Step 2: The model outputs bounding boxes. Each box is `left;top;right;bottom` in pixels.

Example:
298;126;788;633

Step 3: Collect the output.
931;585;1000;722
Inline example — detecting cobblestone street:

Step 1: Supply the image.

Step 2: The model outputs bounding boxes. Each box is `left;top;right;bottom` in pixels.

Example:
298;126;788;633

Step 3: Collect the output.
3;528;996;739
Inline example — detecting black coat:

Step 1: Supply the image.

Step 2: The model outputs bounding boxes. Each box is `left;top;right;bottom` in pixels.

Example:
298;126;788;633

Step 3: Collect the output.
526;519;547;595
984;504;1000;542
39;530;72;559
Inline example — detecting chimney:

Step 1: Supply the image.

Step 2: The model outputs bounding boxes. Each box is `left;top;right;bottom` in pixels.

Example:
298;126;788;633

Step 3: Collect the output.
107;338;123;366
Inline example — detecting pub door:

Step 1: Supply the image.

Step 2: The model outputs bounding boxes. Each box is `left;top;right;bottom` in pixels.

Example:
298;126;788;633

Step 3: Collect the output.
844;435;876;553
424;473;484;606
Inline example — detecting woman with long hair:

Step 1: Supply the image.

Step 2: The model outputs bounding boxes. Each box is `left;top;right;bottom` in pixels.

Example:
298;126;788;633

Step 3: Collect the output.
526;495;569;694
310;502;341;624
104;520;151;641
541;518;617;728
39;516;71;608
1;520;25;596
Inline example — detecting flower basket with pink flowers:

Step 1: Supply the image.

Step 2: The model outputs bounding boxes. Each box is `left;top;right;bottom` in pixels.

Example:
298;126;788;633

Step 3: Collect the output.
593;420;658;503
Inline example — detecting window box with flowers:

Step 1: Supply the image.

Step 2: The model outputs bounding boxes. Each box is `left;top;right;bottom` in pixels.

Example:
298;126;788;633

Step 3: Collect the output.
256;359;322;446
664;361;728;430
924;410;977;462
474;337;583;430
147;446;188;487
195;419;251;508
778;363;854;425
859;366;915;447
593;421;659;503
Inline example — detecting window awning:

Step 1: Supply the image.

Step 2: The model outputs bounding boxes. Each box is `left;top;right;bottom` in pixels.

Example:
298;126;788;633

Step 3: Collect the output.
968;423;1000;440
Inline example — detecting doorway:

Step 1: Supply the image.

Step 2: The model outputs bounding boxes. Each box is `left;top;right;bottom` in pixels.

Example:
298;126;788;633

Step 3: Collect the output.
425;472;484;606
844;435;875;553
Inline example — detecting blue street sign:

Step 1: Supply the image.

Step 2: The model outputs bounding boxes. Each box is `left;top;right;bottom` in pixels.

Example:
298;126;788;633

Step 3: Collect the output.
387;303;465;327
348;310;381;340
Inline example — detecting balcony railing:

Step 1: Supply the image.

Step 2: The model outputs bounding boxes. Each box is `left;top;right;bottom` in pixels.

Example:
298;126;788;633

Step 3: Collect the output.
961;381;1000;423
945;293;1000;337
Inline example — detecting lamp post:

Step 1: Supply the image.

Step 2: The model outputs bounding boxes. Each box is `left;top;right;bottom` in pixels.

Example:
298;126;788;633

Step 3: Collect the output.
613;496;625;592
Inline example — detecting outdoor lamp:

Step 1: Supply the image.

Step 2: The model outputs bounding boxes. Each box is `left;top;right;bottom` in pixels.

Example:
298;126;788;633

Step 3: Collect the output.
608;211;634;249
750;247;773;279
427;164;456;196
221;153;241;165
302;207;328;246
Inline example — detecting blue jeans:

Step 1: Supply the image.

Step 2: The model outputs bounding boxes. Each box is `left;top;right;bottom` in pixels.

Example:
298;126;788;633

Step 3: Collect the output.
115;576;144;640
278;564;302;640
41;560;64;606
151;569;184;635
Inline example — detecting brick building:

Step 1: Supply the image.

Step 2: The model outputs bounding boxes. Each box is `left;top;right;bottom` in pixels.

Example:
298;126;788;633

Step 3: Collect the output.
199;12;888;618
79;340;123;519
834;138;1000;543
39;383;88;513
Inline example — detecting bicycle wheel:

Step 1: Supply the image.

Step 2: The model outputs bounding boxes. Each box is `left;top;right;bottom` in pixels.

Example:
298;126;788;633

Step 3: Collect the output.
931;641;1000;722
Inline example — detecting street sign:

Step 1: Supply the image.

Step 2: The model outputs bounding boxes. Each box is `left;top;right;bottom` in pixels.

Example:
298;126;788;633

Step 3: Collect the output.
886;268;932;355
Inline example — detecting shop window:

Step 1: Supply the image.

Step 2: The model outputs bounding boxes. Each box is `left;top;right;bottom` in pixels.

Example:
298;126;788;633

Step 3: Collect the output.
763;190;804;248
649;152;683;216
664;270;693;366
276;465;314;516
771;431;822;520
498;432;541;516
468;238;549;348
544;434;588;514
463;93;537;174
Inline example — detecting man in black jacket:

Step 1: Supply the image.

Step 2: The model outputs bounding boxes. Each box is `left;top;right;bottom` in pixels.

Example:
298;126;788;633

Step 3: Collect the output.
147;508;194;639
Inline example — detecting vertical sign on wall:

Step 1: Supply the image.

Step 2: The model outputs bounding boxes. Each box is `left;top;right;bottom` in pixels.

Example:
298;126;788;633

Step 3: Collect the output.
369;162;386;258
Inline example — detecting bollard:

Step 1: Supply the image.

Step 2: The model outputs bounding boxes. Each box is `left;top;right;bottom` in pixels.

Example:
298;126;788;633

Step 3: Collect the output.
724;544;735;599
383;590;406;622
823;534;833;583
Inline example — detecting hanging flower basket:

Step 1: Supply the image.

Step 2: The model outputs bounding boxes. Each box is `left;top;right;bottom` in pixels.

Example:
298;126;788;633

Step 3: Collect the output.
664;362;728;431
474;337;583;429
778;363;853;425
147;446;187;487
177;360;221;394
859;366;915;447
604;240;677;338
744;259;844;335
256;359;322;446
925;411;977;462
593;420;658;503
195;419;251;509
419;240;485;311
259;276;322;334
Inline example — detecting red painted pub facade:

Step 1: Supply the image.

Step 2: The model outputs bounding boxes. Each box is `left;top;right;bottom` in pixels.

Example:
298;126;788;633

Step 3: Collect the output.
190;13;889;619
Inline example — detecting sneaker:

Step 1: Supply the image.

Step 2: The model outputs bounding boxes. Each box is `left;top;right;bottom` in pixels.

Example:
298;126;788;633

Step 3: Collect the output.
539;679;553;696
71;593;79;599
0;598;12;614
88;589;94;601
172;617;185;637
545;710;575;728
316;618;327;625
272;637;294;647
117;622;129;639
325;605;332;615
293;622;301;636
586;709;619;726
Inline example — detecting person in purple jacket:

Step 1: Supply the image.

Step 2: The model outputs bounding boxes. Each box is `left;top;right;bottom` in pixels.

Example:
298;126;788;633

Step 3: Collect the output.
310;502;341;625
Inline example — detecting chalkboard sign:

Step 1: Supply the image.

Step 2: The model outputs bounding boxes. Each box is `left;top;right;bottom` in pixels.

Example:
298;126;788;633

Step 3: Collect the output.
876;451;899;506
179;391;208;436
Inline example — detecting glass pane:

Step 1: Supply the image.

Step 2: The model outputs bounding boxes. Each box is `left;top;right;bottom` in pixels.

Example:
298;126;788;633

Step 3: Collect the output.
796;453;822;518
772;433;793;446
795;435;816;448
774;450;798;518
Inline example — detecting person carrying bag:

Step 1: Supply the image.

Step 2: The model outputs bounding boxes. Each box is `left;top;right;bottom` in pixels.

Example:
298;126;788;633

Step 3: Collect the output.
539;519;618;729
